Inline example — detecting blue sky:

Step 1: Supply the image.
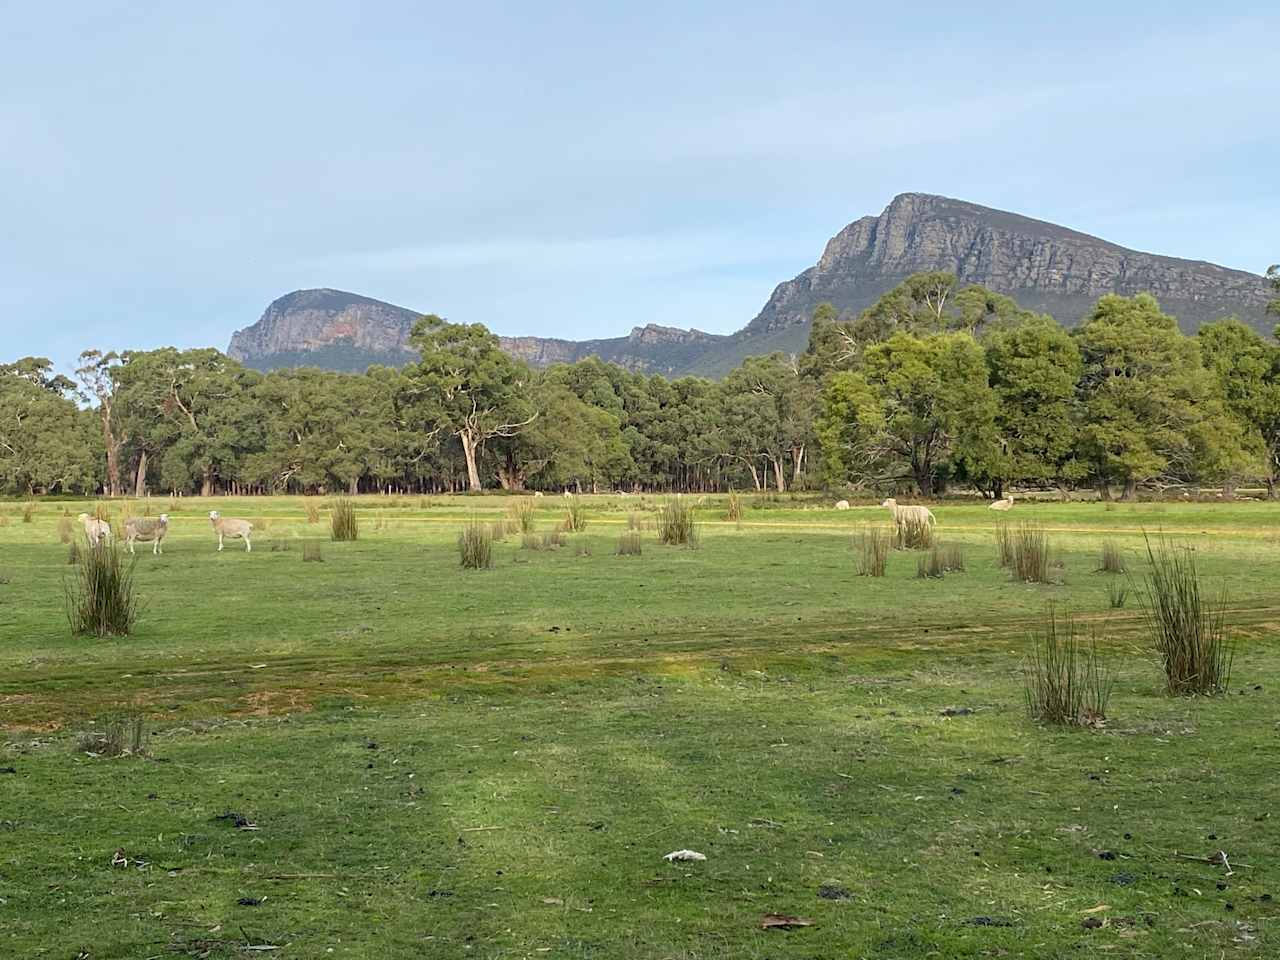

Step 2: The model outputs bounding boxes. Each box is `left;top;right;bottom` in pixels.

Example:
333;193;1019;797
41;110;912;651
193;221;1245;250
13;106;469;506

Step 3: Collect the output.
2;2;1277;367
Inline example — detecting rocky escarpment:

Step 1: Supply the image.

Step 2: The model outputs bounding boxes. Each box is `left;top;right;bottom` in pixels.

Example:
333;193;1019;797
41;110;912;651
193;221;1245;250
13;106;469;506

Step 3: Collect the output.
228;196;1274;375
748;193;1273;335
228;289;422;372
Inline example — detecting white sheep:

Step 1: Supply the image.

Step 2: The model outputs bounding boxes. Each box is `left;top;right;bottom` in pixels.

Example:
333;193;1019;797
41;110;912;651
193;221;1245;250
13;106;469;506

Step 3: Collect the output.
208;510;253;552
880;497;936;529
125;514;169;554
533;491;544;498
77;513;112;546
989;493;1015;512
835;500;851;510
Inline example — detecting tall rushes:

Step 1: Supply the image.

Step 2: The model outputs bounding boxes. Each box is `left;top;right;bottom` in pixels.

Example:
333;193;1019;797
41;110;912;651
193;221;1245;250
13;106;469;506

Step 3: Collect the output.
509;498;537;533
616;531;643;556
854;525;889;577
65;542;140;637
562;500;588;533
893;516;934;550
658;498;698;547
994;520;1014;568
916;543;965;579
1011;521;1051;583
457;519;494;569
1139;535;1232;696
1098;540;1126;574
304;498;321;524
724;490;742;523
1023;606;1112;727
330;497;359;541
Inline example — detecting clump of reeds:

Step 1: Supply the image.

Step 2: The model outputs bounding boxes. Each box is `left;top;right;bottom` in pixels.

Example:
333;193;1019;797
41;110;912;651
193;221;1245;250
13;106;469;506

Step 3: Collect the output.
1139;535;1232;696
509;498;537;533
658;498;698;547
725;491;742;523
57;516;74;544
1023;606;1113;727
916;543;964;579
268;539;291;552
304;499;321;524
617;531;643;556
1098;540;1125;574
330;497;359;541
67;542;82;564
75;715;146;757
627;511;646;531
542;529;564;550
563;500;588;533
490;519;512;542
1108;580;1128;609
893;516;935;550
457;520;494;569
854;525;889;577
1011;521;1051;583
302;541;324;563
21;502;36;523
92;502;111;522
994;520;1014;568
65;542;140;637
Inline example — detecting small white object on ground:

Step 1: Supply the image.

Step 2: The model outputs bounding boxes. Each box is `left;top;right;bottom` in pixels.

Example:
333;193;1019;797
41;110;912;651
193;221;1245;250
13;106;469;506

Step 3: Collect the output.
663;849;707;862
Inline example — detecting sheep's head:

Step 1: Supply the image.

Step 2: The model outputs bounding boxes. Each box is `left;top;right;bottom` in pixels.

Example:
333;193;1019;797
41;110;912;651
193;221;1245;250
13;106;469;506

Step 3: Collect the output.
158;514;169;523
880;498;897;508
208;510;220;521
77;513;89;521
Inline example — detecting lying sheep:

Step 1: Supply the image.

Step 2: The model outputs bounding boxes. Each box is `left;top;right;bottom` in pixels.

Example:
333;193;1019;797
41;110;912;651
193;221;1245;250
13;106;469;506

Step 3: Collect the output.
989;493;1015;512
835;500;851;510
125;514;169;554
77;513;112;546
208;510;253;552
881;497;936;529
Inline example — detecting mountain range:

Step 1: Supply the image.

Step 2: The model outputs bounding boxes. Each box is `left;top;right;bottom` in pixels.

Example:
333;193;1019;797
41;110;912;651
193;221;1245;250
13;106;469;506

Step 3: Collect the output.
227;193;1275;376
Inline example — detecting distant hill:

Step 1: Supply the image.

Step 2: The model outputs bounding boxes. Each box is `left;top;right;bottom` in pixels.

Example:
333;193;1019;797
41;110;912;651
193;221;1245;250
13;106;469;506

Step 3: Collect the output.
227;194;1274;375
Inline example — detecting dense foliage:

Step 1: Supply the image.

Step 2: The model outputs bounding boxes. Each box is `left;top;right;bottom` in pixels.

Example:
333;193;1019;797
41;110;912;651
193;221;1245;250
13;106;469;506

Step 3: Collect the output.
5;278;1280;498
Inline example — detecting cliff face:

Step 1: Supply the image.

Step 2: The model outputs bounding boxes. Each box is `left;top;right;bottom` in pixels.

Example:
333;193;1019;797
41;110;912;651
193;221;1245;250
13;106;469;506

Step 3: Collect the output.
748;193;1272;335
227;289;421;372
227;196;1274;375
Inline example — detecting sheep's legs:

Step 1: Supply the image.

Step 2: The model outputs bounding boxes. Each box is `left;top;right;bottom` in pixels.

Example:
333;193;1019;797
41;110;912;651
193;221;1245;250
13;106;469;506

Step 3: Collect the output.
245;537;252;553
218;534;224;552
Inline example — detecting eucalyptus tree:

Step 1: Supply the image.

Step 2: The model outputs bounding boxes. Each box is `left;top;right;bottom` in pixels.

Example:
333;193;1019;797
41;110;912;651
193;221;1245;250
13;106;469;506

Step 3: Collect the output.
0;358;101;494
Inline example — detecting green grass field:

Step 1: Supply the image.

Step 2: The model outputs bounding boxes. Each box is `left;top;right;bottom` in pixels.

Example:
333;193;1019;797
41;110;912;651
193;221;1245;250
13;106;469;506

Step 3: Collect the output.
2;494;1277;958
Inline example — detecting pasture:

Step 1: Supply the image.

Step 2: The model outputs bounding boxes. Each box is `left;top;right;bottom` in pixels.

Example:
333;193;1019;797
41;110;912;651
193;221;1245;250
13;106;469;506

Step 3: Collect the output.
1;494;1278;958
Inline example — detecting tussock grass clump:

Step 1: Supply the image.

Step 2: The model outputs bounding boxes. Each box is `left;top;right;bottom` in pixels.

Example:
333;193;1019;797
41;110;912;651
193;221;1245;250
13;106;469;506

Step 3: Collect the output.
658;498;698;547
268;539;291;552
457;521;494;569
1023;607;1112;727
67;542;82;564
1139;536;1233;696
304;499;321;524
21;502;36;523
1098;540;1126;574
509;498;537;533
1108;580;1128;609
542;529;564;550
302;541;324;563
626;511;647;531
75;715;146;757
994;520;1014;568
893;516;935;550
725;491;742;523
57;516;74;544
617;531;643;556
1011;521;1051;583
854;525;889;577
65;542;140;637
916;543;963;579
563;501;588;533
489;519;512;542
330;498;359;542
0;515;9;528
92;502;111;522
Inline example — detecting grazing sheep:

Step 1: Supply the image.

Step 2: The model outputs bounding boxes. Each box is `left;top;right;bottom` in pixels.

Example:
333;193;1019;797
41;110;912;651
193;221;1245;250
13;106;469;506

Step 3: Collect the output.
835;500;851;510
125;514;169;554
208;510;253;552
989;493;1015;512
77;513;112;546
880;497;936;529
533;491;544;498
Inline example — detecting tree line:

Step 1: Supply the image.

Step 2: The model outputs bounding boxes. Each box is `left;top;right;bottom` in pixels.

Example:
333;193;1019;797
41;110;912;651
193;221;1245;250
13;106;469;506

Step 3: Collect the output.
4;268;1280;500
